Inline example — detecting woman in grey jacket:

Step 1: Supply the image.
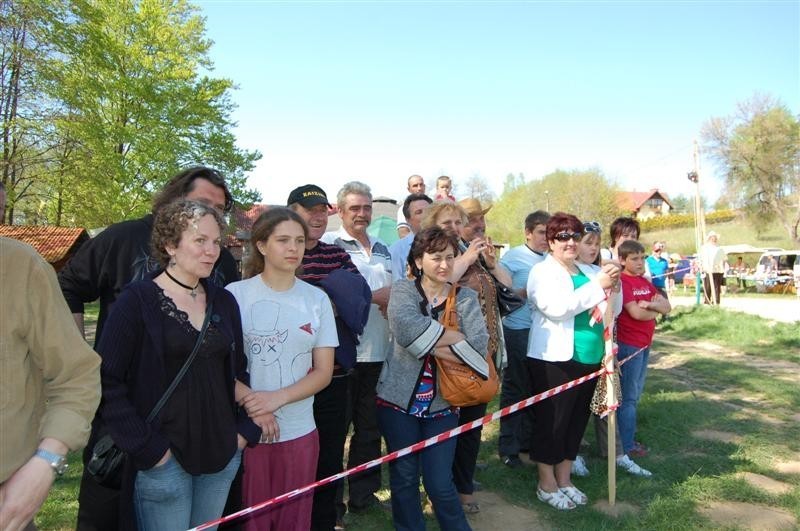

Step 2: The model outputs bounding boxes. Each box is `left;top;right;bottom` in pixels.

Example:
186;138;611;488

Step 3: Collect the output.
376;227;488;531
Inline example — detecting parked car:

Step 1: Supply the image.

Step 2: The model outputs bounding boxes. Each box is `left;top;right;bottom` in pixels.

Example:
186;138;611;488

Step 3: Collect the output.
673;256;695;284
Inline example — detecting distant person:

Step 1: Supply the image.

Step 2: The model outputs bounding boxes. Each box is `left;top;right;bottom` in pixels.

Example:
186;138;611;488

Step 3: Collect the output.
322;181;393;514
527;213;620;510
87;200;259;530
601;216;641;262
497;210;550;469
62;166;243;530
434;175;456;202
286;184;371;531
645;242;669;297
227;208;337;531
617;240;671;465
700;231;727;305
0;237;101;531
396;175;426;238
389;193;433;281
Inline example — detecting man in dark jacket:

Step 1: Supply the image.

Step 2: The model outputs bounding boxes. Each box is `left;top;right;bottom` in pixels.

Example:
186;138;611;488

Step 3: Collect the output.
288;184;371;531
59;166;241;530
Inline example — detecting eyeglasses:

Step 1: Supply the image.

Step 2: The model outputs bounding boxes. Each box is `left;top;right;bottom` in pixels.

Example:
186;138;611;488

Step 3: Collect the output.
583;221;601;234
553;231;584;242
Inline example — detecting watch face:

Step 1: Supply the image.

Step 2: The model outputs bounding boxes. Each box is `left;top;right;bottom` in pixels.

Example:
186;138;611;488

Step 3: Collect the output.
54;457;69;475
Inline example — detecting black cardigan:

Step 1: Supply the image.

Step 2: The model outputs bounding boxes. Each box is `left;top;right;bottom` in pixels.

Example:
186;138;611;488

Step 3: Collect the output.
95;274;259;528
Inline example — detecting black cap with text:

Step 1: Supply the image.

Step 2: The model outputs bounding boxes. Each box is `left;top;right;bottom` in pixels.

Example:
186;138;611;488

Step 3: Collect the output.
287;184;331;208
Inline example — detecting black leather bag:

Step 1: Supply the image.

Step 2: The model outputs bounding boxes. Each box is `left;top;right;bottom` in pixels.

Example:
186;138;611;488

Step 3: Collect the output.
86;302;214;488
495;281;526;316
86;432;127;489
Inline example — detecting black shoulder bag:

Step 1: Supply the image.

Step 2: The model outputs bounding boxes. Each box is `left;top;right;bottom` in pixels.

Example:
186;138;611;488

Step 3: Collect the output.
87;302;214;489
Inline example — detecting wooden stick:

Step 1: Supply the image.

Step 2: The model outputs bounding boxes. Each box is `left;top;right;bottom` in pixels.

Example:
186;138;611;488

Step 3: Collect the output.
603;291;618;507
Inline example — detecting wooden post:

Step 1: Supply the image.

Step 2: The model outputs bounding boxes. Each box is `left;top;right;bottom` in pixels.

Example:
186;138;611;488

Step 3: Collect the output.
604;292;618;506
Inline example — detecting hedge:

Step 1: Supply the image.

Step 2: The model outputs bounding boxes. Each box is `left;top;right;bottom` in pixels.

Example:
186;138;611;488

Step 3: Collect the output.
639;209;738;231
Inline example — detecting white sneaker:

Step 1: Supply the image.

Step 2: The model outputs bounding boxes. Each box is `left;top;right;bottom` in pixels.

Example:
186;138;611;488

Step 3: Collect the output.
616;454;653;477
571;455;590;477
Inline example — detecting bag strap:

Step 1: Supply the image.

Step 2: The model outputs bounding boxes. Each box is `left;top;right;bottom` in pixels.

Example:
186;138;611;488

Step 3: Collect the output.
441;284;459;331
144;301;214;424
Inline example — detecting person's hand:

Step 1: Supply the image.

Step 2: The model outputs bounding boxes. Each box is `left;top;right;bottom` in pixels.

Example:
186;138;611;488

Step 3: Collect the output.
252;413;280;443
371;286;391;318
154;449;171;468
0;456;55;531
596;262;620;290
240;390;286;417
463;238;486;266
637;300;651;309
481;236;497;269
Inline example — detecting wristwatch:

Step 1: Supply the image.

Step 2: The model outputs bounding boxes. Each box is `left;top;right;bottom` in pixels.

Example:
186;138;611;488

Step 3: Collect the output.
34;448;69;476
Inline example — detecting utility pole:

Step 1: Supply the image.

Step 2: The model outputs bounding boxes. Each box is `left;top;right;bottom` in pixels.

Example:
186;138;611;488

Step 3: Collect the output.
688;139;708;305
545;190;550;212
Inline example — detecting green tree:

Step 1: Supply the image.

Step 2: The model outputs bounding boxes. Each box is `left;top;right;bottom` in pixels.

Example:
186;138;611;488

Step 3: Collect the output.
4;0;260;227
703;94;800;243
0;0;64;224
487;168;620;246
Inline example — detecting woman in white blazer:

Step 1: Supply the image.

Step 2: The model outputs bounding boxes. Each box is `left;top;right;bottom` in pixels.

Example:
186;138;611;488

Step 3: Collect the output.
525;213;620;511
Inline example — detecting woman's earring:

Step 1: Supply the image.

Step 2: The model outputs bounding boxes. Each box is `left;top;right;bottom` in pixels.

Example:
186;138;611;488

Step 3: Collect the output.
169;257;176;267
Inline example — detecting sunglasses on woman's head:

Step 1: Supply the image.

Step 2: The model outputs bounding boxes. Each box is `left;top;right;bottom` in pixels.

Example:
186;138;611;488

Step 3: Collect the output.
553;232;584;242
583;221;601;233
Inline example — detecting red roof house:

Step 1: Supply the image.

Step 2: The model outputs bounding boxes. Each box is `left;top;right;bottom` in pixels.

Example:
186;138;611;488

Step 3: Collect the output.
616;189;673;220
0;225;89;270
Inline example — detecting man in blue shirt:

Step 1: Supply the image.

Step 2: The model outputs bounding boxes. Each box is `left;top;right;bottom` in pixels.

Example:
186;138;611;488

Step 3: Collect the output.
497;210;550;468
645;241;669;297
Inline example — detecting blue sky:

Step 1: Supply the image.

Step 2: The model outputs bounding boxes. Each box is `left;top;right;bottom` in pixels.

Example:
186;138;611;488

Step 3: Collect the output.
196;1;799;206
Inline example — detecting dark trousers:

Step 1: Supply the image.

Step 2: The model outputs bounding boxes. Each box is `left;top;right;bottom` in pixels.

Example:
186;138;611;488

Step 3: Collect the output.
76;466;120;530
703;272;723;304
343;362;383;509
498;327;532;458
527;358;598;465
452;402;487;495
310;373;350;531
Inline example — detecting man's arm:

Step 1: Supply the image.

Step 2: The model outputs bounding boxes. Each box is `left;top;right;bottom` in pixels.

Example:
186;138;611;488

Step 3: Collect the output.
0;438;69;531
0;248;101;530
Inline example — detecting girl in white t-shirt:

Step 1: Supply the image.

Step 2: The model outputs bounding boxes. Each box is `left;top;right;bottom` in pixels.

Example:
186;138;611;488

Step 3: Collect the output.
227;208;337;531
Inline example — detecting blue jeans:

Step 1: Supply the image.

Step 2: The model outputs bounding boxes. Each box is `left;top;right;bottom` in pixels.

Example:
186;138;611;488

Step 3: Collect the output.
134;448;242;531
377;406;471;531
618;342;650;454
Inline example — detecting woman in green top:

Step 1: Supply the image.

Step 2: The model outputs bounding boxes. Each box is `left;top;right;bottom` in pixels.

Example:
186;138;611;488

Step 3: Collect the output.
525;213;620;510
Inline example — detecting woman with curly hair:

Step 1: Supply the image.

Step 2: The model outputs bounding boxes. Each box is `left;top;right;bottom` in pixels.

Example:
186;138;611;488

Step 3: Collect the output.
84;199;260;530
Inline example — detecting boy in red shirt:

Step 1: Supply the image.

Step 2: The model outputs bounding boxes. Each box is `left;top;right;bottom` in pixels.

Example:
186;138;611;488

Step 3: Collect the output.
617;240;671;463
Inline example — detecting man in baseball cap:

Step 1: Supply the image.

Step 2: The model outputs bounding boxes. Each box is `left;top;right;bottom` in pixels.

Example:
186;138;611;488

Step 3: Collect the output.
286;184;371;530
287;184;332;209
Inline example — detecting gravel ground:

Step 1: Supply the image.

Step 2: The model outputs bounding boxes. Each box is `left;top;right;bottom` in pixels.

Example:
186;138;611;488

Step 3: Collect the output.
670;294;800;323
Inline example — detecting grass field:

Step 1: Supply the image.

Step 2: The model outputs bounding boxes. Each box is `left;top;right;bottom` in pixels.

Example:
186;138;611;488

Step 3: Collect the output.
37;304;800;530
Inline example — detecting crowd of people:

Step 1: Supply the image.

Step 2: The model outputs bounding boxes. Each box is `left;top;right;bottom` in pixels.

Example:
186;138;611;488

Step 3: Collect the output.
0;170;676;531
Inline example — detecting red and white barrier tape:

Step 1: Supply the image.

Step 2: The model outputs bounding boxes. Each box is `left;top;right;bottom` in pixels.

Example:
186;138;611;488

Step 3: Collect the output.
189;345;645;530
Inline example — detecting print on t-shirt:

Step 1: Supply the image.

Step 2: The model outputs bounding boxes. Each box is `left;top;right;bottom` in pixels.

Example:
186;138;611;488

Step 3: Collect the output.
246;300;313;392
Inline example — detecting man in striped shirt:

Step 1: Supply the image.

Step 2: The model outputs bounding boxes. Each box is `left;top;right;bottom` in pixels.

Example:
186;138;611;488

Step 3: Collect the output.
287;184;369;531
